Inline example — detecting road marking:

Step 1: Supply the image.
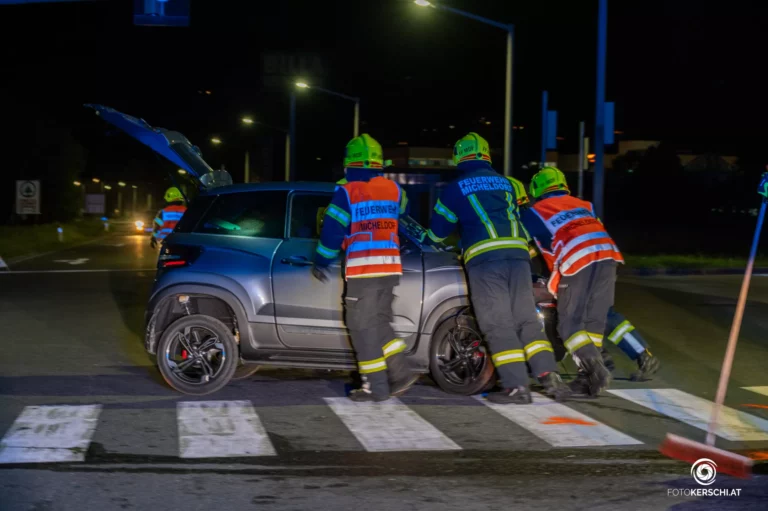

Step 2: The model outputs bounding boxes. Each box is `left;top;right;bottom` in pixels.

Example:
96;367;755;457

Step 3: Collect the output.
6;236;108;265
177;401;276;458
743;386;768;397
53;258;89;265
102;243;125;247
0;405;102;463
475;394;642;447
0;269;156;275
324;397;461;452
609;389;768;441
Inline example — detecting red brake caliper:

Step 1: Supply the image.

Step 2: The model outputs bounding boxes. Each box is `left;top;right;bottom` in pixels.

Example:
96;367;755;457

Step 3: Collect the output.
181;350;188;360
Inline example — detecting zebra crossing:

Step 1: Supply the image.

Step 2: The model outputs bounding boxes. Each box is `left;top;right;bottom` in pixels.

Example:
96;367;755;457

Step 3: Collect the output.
1;386;767;464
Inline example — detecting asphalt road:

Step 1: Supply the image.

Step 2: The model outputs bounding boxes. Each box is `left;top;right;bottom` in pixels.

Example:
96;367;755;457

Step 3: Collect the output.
1;234;767;510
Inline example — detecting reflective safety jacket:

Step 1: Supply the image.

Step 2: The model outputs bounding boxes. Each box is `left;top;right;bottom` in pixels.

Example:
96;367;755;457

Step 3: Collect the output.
426;161;529;267
316;169;408;279
520;191;623;295
152;203;187;242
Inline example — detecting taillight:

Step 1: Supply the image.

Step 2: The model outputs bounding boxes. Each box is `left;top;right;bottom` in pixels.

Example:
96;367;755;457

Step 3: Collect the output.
158;245;203;269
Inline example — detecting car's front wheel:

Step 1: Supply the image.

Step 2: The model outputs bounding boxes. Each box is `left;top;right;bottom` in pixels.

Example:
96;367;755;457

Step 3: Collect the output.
429;310;495;395
156;315;238;395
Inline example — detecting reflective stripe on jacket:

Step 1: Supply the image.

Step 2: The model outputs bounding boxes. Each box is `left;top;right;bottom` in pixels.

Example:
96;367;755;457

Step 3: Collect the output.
521;193;623;295
153;204;187;241
342;177;402;279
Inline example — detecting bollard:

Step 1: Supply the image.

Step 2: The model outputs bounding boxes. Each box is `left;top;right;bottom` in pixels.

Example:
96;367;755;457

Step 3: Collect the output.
57;227;64;242
101;216;109;232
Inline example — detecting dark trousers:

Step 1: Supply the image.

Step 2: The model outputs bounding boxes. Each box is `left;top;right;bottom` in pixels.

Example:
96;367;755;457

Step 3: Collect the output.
605;308;649;361
466;258;557;389
344;275;409;396
557;260;617;365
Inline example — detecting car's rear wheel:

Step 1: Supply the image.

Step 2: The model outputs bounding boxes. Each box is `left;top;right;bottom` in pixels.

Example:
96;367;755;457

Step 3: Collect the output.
156;315;238;395
429;310;495;395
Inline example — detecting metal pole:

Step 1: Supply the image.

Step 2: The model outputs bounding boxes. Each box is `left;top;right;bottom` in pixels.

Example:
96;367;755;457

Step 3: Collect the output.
540;90;548;165
244;150;250;183
593;0;608;219
353;100;360;138
132;187;137;214
147;193;153;212
503;26;514;176
117;191;123;216
289;91;296;181
284;133;291;182
578;121;585;198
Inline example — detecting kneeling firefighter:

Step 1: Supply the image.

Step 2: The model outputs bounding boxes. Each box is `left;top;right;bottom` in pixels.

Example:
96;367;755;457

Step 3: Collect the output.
519;167;620;396
151;187;187;249
510;177;660;382
312;134;418;402
426;133;571;404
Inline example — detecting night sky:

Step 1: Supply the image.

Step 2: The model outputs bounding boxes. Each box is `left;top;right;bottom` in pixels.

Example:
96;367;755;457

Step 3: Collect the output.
3;0;768;184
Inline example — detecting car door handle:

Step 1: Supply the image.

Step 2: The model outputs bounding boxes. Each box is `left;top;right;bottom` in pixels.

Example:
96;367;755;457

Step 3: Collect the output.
281;255;312;266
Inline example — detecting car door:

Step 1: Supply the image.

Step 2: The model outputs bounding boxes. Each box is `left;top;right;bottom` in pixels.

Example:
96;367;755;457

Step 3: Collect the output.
271;191;423;351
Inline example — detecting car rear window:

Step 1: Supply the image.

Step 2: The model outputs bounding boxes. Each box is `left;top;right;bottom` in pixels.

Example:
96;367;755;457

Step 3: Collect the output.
174;195;215;233
194;191;287;238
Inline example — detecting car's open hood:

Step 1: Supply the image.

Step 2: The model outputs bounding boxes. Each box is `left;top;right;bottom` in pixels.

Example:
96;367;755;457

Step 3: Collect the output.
85;104;232;190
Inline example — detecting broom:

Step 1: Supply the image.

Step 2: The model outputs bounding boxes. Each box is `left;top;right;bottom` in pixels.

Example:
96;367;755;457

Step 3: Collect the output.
659;175;768;479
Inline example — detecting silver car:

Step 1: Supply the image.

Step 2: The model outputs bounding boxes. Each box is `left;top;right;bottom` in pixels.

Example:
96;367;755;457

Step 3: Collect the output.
88;105;560;396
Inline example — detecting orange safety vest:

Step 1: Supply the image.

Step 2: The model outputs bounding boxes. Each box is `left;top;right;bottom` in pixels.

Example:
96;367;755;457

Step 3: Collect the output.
341;177;403;279
155;204;187;240
530;195;623;295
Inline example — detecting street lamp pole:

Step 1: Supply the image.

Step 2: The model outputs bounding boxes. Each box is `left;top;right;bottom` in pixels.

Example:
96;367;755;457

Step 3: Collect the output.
353;99;360;137
289;91;296;181
415;1;515;176
593;0;608;219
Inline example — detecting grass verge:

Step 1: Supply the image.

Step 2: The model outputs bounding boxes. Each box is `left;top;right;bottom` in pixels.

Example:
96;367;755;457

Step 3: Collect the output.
622;254;768;270
0;219;106;261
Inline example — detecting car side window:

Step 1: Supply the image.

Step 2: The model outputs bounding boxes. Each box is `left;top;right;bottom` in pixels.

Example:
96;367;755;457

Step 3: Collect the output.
174;195;215;233
289;193;334;239
194;191;287;238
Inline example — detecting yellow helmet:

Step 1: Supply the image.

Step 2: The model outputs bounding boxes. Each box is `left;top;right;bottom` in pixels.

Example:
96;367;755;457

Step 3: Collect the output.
344;134;384;169
453;132;491;166
529;166;569;199
164;187;184;203
507;177;530;207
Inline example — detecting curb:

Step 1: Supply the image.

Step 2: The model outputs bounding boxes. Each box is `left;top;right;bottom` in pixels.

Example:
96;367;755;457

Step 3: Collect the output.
620;267;768;276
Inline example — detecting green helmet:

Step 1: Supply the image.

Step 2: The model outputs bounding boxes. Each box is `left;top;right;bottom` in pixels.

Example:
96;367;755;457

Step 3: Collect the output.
453;132;491;166
529;166;569;199
344;133;384;169
507;177;530;207
164;186;184;203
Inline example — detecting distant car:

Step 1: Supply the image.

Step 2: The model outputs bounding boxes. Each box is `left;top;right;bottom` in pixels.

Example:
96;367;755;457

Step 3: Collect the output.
88;104;562;396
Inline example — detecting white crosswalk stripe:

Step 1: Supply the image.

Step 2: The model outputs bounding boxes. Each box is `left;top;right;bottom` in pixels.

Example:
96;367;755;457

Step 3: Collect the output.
2;386;768;464
0;405;102;463
177;401;276;458
324;397;461;452
608;388;768;442
475;394;642;447
743;386;768;398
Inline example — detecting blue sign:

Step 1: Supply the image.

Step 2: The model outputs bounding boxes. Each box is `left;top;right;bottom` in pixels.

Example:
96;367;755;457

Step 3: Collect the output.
134;0;190;27
604;102;614;145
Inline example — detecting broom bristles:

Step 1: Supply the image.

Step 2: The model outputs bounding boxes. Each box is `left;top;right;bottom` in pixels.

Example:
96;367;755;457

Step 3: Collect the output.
660;433;753;479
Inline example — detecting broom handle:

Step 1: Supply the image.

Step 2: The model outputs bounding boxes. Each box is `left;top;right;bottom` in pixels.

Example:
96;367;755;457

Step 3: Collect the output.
706;198;767;446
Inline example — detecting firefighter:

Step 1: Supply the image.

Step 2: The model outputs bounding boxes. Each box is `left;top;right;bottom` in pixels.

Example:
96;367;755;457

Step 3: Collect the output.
426;133;571;404
311;134;417;402
510;177;660;382
150;187;187;249
519;167;619;397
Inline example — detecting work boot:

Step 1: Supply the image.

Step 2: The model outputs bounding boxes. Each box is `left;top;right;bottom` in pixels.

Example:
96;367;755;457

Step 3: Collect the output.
580;356;612;396
567;372;594;398
630;350;661;382
348;380;389;403
390;373;420;397
601;349;616;372
538;372;572;402
486;386;533;405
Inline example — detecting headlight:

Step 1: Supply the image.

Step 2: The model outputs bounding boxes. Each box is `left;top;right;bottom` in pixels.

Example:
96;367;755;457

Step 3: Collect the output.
135;220;144;230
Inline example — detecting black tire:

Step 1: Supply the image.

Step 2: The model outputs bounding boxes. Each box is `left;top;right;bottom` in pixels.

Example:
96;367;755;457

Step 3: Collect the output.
231;363;261;381
156;315;238;395
429;311;495;395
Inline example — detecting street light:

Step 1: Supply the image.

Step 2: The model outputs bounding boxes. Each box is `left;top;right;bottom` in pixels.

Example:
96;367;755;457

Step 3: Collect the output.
92;178;100;183
211;137;222;144
295;81;360;137
178;169;187;175
241;117;254;124
104;185;112;190
118;181;126;187
415;1;515;176
73;181;81;186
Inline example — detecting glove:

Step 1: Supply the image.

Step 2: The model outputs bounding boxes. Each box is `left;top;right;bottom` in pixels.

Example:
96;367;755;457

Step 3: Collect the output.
759;172;768;199
311;264;329;283
150;238;157;249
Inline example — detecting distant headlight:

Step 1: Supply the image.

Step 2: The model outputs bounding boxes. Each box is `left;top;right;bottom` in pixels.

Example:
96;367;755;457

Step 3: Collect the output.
135;220;144;230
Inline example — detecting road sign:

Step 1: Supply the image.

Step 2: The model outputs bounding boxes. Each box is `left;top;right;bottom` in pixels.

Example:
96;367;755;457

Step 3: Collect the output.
85;194;105;215
16;180;40;215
